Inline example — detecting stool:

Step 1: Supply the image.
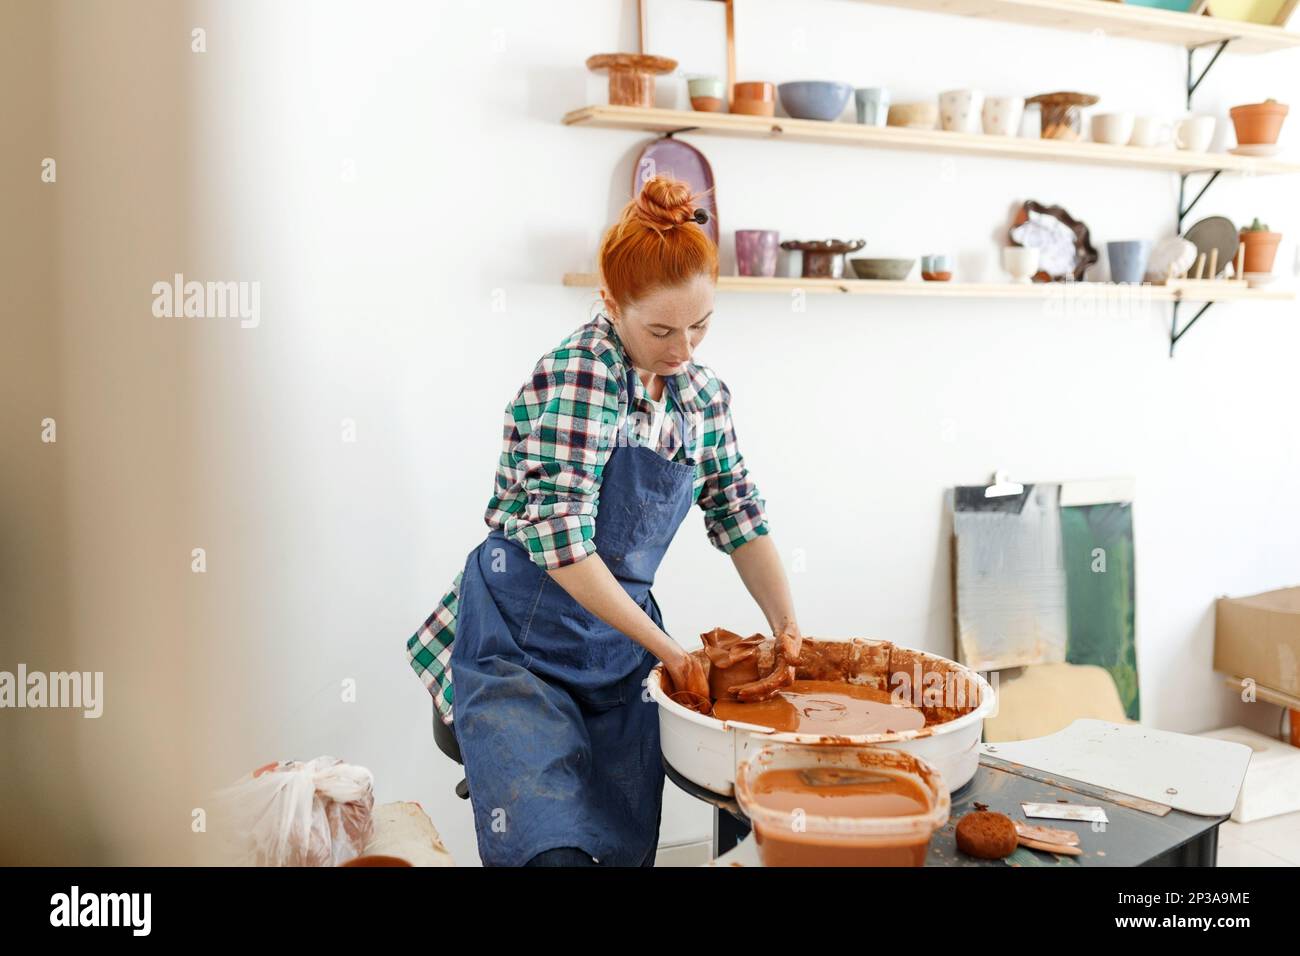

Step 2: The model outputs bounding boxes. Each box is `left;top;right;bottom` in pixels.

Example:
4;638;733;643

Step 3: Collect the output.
432;707;469;800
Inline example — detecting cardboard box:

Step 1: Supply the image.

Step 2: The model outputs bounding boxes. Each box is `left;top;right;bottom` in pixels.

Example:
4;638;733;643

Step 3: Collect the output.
1215;586;1300;699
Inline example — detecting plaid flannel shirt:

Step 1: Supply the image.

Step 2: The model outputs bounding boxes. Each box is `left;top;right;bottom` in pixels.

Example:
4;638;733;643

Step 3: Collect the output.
408;312;769;724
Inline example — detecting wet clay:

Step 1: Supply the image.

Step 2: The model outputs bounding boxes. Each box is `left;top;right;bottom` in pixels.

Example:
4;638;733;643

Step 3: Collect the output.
711;680;926;735
686;632;977;728
749;768;933;867
700;627;764;700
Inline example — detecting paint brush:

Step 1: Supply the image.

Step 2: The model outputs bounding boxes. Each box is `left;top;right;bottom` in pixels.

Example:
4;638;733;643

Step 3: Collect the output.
797;768;893;787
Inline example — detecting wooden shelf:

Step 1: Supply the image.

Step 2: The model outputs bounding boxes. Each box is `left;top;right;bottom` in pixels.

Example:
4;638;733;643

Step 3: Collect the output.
1221;675;1300;710
563;272;1295;302
851;0;1300;54
563;105;1300;176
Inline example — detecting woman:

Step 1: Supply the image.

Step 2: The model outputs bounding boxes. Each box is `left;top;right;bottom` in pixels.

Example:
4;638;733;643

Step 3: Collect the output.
406;175;801;867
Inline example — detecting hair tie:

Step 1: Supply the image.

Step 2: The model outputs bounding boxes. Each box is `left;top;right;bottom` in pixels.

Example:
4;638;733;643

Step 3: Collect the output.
691;208;710;226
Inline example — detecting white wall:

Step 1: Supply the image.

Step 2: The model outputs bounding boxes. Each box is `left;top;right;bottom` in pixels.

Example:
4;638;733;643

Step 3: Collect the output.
19;0;1300;864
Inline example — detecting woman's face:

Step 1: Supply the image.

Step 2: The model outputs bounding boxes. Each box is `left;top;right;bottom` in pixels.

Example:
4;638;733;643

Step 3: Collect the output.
602;274;714;376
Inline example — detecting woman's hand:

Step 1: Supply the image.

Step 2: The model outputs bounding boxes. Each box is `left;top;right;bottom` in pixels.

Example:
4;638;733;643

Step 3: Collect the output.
663;649;710;703
728;625;802;703
780;621;803;672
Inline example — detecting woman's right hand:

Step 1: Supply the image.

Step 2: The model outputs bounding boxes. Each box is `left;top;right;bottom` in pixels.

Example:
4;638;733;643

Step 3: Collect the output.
664;649;710;703
728;628;799;702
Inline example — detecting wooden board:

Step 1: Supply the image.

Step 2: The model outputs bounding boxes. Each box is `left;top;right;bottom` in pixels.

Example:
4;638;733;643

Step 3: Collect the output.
851;0;1300;53
564;105;1300;176
563;272;1297;302
979;719;1252;816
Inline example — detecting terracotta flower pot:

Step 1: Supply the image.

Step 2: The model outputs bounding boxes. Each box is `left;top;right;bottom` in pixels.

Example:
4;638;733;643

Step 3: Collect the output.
1239;230;1282;274
1230;101;1289;146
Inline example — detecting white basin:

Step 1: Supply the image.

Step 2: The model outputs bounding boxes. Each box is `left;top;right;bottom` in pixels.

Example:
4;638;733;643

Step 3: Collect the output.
649;636;997;797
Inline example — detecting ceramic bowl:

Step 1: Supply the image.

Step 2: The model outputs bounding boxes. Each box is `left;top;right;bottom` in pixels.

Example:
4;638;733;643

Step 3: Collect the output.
888;101;939;129
777;81;853;122
851;257;916;280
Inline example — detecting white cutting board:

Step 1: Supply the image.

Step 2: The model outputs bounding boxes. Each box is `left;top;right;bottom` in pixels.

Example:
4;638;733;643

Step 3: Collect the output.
980;719;1252;816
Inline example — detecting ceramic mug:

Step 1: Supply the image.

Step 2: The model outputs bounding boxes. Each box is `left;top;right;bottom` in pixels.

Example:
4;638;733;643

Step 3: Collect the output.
688;76;726;112
921;253;953;281
1175;115;1216;153
1129;116;1172;148
1107;240;1152;284
732;81;776;117
1092;111;1135;146
855;87;890;126
939;89;984;133
982;96;1025;136
1002;246;1040;283
735;230;780;277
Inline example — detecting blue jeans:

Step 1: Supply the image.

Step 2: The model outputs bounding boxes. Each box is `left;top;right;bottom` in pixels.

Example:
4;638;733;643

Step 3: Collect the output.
524;841;659;867
523;783;663;867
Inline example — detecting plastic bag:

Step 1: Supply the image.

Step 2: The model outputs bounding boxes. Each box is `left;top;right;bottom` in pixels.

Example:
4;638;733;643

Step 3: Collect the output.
215;756;375;866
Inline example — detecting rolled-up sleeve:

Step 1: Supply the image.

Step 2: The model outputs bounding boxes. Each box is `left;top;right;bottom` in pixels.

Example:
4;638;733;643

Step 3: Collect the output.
697;379;769;554
503;350;620;570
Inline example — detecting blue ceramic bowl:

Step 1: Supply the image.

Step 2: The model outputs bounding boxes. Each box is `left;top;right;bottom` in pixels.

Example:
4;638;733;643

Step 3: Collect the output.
778;81;853;122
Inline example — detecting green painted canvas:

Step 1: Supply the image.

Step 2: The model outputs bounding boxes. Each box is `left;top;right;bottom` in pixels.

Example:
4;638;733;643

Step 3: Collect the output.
1059;503;1140;720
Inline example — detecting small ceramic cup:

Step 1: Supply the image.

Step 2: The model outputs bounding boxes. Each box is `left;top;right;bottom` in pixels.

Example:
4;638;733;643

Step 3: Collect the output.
732;81;776;116
1002;246;1040;283
1175;115;1216;153
735;230;780;277
1107;240;1152;284
888;101;938;129
921;253;953;281
688;76;726;113
982;96;1025;136
1129;116;1172;148
855;87;891;126
939;89;984;133
1092;111;1135;146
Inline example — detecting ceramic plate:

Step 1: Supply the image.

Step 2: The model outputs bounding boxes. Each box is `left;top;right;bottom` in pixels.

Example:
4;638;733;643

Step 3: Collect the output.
1183;216;1239;278
1147;236;1198;280
1229;143;1281;157
1008;200;1097;281
1244;272;1278;286
633;138;719;247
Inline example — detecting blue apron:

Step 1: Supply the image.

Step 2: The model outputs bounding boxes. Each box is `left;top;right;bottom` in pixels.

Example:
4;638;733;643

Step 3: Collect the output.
450;367;697;866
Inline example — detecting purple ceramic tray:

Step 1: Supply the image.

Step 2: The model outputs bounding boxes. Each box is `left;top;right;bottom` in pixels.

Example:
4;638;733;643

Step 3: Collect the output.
633;137;719;247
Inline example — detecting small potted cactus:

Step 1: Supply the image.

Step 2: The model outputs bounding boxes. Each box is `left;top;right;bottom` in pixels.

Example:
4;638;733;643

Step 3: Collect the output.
1239;218;1282;275
1230;99;1289;147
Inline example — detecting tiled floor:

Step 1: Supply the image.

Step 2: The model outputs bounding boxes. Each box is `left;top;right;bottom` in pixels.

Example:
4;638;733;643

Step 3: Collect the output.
1216;810;1300;866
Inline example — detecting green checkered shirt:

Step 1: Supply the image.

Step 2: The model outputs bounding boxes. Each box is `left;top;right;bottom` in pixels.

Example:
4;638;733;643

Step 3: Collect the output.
408;312;769;724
